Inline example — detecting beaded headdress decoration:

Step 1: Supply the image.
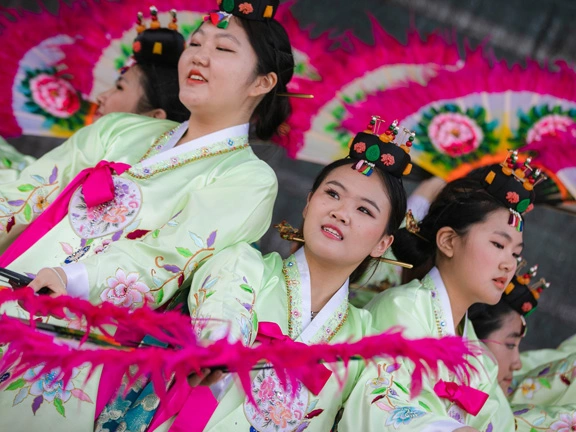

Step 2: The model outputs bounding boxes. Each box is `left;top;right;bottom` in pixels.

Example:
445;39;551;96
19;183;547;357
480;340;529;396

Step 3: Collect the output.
483;150;545;232
348;116;413;178
122;7;185;72
204;0;279;28
503;258;550;317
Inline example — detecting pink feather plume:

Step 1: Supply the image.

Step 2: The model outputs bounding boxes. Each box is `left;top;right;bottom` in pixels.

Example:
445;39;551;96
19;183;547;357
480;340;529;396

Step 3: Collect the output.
0;289;480;402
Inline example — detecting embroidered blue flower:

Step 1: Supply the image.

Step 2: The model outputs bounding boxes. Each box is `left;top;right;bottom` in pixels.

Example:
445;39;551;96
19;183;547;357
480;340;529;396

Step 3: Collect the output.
385;406;426;429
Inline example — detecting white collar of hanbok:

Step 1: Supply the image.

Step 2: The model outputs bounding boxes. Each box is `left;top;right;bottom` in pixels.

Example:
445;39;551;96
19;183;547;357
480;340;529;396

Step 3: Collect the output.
428;266;469;338
141;121;249;166
289;248;349;344
127;122;250;179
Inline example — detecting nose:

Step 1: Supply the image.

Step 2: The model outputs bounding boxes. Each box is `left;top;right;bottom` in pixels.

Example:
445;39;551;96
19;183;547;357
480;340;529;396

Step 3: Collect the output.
500;256;516;274
511;350;522;371
191;47;209;67
96;88;113;106
330;205;350;225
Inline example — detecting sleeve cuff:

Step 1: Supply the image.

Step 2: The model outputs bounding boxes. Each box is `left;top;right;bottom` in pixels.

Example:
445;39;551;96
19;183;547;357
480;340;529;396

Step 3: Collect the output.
61;263;89;300
407;194;432;221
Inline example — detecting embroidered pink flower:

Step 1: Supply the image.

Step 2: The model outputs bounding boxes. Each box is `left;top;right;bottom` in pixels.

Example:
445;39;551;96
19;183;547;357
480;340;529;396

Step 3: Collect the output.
101;269;154;308
505;191;520;204
238;2;254;14
102;206;128;224
258;376;275;401
525;203;534;213
380;154;395;166
354;142;366;153
128;200;139;209
521;302;533;313
29;73;81;118
94;239;112;255
428;113;483;157
270;404;291;428
549;412;576;431
31;194;49;214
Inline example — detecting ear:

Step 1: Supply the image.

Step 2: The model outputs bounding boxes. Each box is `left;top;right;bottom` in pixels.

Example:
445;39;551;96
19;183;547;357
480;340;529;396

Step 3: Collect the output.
249;72;278;98
302;192;312;219
369;234;394;258
436;226;459;259
144;109;168;120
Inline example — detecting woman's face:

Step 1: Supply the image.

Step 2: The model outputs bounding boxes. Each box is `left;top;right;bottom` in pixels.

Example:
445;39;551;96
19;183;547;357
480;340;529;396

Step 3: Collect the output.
94;66;145;121
178;18;269;119
302;165;394;271
443;208;524;306
483;311;524;392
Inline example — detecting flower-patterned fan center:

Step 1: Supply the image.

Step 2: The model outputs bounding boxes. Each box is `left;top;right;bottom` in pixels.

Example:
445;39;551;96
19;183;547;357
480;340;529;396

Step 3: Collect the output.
244;368;309;432
69;177;142;239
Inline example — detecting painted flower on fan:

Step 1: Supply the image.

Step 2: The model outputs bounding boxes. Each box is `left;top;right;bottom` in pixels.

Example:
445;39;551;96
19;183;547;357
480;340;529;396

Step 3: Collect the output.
506;192;520;204
24;366;78;403
102;206;129;224
238;2;254;14
518;378;540;399
380;154;395;166
354;142;366;153
549;411;576;432
428;112;484;157
526;114;576;144
31;194;49;213
29;73;81;118
101;269;154;308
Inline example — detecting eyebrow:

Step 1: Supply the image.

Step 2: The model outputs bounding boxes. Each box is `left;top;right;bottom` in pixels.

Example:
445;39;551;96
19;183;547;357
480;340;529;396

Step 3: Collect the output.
326;180;381;213
191;27;241;46
507;332;523;338
494;231;524;249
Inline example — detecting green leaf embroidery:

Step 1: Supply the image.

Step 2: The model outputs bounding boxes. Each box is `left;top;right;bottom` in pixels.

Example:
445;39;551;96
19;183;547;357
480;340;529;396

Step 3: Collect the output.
54;397;66;417
1;157;12;168
6;378;26;391
538;378;551;389
418;401;432;412
205;291;215;298
176;247;193;258
24;204;32;222
156;289;164;304
370;387;388;395
393;381;409;394
17;184;35;192
152;229;160;239
240;284;253;294
252;311;258;331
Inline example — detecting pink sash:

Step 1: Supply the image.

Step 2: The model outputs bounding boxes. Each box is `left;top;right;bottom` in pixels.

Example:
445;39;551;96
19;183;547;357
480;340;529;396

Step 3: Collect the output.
433;380;489;416
0;161;130;267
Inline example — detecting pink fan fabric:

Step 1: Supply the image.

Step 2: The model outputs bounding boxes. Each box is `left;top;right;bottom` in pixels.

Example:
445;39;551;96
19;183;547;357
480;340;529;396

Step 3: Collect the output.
0;161;130;267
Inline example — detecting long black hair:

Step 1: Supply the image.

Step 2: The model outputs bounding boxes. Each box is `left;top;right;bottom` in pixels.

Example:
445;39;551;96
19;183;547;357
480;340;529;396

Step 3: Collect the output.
136;64;190;123
468;300;517;339
392;172;507;268
238;18;294;141
309;159;407;283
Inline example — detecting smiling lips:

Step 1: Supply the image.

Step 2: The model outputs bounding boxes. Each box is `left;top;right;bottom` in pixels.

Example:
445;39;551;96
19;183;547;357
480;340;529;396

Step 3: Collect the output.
492;277;508;290
321;224;343;240
187;69;207;84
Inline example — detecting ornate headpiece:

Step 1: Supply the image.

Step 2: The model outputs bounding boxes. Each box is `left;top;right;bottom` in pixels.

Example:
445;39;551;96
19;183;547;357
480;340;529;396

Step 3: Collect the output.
348;116;413;178
483;150;545;232
503;258;550;317
127;7;185;69
205;0;279;28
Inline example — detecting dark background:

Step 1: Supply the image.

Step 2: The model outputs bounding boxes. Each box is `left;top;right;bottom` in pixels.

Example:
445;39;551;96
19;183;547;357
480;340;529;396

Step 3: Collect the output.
2;0;576;350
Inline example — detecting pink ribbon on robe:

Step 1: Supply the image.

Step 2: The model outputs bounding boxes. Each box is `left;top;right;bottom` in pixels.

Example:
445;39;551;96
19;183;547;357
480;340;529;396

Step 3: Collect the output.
433;379;489;416
0;160;131;267
255;322;332;395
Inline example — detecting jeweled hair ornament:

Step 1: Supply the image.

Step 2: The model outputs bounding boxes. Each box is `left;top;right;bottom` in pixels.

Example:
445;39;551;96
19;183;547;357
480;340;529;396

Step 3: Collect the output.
348;116;413;178
483;150;545;232
503;257;550;317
